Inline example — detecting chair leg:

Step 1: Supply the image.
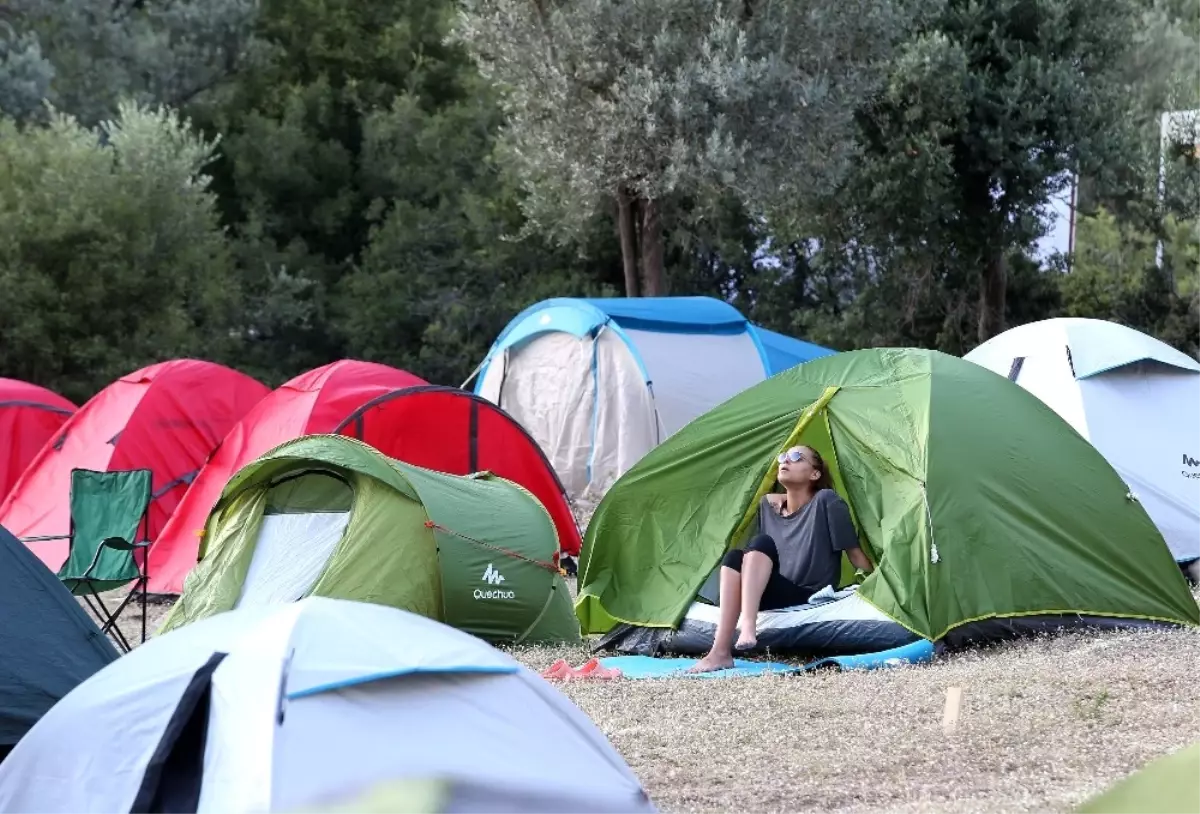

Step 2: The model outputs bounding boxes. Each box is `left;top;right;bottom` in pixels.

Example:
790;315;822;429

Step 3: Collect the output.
141;546;148;645
80;591;109;634
109;626;132;654
100;581;148;652
141;587;147;645
98;613;132;654
86;589;133;653
141;512;150;646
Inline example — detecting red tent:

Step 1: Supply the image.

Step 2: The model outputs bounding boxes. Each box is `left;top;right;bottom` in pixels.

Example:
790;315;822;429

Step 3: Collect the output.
0;360;270;572
0;379;76;502
149;360;427;593
333;385;582;559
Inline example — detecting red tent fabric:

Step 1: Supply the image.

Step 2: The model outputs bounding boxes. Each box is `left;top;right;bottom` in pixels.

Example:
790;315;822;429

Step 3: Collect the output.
0;360;270;572
333;385;582;558
149;360;427;593
0;379;77;503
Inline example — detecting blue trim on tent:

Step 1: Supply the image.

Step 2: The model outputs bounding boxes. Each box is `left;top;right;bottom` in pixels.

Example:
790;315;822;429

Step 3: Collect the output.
745;325;771;374
603;322;651;383
1077;356;1200;380
750;326;836;375
286;665;519;699
575;297;749;334
473;298;835;411
485;295;749;357
493;301;611;351
474;297;750;394
475;299;606;394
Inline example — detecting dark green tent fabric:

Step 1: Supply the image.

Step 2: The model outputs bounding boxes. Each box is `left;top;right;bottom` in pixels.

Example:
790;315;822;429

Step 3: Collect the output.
0;524;117;753
576;348;1200;641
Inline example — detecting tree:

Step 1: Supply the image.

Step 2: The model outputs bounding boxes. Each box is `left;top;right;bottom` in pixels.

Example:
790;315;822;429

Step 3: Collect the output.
0;21;53;119
1062;208;1199;358
189;0;633;386
0;102;241;401
451;0;908;297
185;0;508;380
340;86;618;385
844;0;1156;343
0;0;258;125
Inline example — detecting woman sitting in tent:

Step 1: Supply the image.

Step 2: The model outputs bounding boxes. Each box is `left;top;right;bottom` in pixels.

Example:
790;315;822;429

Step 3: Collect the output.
690;446;874;672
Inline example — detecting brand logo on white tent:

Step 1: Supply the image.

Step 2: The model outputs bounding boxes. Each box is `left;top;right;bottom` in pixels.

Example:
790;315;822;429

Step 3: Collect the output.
1184;453;1200;478
475;563;515;600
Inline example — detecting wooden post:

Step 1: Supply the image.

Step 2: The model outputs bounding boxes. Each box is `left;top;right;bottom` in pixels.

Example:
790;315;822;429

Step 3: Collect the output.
943;686;963;733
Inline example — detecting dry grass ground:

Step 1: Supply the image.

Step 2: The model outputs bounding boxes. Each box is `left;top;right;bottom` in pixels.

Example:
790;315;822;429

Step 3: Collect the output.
100;586;1200;814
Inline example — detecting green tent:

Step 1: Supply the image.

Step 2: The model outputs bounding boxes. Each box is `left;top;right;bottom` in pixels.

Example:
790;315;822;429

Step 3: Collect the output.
161;435;580;644
298;778;448;813
576;348;1200;641
1078;742;1200;813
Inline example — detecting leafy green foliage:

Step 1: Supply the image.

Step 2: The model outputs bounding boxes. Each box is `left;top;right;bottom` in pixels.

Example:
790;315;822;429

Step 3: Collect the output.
0;102;240;402
838;0;1156;341
451;0;910;294
340;88;619;384
1063;208;1199;357
179;0;623;385
178;0;490;380
0;22;53;120
0;0;258;125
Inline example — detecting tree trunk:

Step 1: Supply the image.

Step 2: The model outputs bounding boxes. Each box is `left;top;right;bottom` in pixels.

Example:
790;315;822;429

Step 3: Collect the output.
616;189;639;297
639;196;666;296
977;248;1007;343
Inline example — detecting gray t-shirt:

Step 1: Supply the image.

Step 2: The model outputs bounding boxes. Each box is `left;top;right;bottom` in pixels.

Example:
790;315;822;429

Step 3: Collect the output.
757;489;859;596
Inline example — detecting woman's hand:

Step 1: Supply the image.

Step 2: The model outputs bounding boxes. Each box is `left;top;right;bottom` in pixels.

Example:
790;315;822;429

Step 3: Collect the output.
847;547;874;574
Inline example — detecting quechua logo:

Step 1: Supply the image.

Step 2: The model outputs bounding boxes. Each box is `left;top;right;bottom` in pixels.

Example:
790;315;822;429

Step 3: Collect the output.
475;563;515;600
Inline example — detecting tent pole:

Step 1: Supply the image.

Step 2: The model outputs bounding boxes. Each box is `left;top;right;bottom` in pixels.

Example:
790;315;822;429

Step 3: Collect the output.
459;357;488;390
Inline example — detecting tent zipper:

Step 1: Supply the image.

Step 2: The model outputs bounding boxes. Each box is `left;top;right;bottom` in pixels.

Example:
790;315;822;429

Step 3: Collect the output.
921;482;939;564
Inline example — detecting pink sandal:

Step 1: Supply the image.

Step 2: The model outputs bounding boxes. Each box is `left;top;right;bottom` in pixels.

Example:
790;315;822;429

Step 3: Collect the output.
540;657;623;681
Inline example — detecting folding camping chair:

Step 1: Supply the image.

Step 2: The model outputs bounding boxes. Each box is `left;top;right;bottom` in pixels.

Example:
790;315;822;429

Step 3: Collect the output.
24;468;153;653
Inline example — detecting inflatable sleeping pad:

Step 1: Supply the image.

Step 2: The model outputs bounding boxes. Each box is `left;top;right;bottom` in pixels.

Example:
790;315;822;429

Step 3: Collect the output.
594;586;919;657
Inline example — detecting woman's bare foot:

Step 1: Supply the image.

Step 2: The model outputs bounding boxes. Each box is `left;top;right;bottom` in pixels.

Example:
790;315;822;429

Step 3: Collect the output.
734;633;758;651
687;652;735;673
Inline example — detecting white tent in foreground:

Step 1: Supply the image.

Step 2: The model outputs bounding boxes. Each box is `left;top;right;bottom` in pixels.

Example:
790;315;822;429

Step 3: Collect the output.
0;598;655;814
965;318;1199;568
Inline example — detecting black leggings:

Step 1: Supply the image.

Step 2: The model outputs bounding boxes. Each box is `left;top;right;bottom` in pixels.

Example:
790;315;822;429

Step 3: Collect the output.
722;534;811;611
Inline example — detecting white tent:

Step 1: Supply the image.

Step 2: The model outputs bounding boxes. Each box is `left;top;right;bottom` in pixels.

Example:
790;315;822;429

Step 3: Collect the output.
0;598;655;814
473;296;834;496
965;318;1200;567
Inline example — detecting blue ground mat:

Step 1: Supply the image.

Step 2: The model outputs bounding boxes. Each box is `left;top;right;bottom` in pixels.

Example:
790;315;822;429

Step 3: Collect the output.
599;638;936;679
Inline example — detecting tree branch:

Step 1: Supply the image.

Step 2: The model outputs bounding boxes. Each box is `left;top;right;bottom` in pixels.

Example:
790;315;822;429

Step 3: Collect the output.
165;37;248;109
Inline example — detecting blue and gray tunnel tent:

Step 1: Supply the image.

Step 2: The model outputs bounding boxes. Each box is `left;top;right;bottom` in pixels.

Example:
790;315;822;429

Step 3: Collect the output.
470;296;833;496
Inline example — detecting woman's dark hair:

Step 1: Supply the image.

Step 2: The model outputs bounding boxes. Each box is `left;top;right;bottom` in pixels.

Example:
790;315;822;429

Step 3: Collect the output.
801;446;833;491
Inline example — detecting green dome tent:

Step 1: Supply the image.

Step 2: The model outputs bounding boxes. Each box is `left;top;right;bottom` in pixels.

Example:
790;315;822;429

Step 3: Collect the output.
576;348;1199;645
161;435;580;644
1077;742;1200;814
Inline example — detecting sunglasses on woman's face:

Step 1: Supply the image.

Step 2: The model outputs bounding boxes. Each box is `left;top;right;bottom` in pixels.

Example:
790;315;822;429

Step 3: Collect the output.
778;450;806;464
